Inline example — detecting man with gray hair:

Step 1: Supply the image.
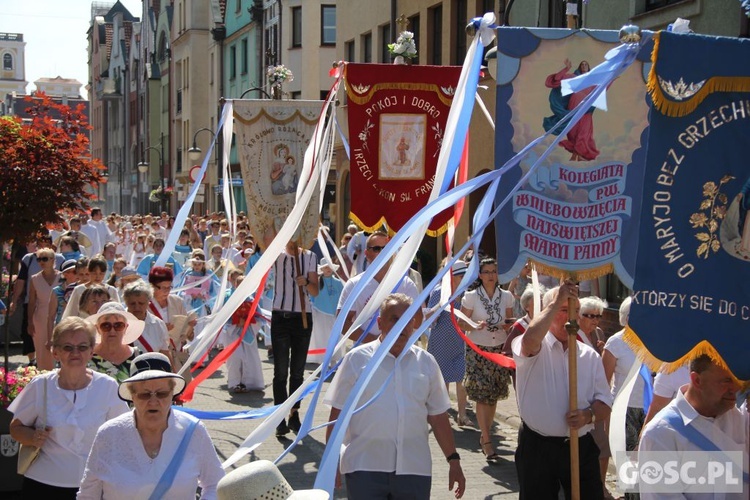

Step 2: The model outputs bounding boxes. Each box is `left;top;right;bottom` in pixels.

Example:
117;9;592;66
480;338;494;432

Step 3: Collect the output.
512;282;613;499
325;293;465;499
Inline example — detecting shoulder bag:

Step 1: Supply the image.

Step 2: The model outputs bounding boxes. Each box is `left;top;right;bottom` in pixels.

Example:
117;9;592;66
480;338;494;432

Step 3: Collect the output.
17;377;47;475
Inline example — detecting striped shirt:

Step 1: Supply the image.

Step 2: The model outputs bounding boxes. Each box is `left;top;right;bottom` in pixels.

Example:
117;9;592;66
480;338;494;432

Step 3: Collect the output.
272;249;317;312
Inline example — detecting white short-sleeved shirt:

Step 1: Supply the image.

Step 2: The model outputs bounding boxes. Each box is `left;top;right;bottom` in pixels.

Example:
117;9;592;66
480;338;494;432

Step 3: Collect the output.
639;390;749;500
135;313;170;352
604;329;646;408
461;286;514;347
78;410;225;500
324;340;451;476
653;366;690;399
7;370;128;487
512;332;613;437
337;273;419;337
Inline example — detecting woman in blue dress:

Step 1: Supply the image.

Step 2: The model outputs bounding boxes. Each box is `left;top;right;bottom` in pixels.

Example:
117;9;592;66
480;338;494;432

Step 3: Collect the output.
426;259;471;427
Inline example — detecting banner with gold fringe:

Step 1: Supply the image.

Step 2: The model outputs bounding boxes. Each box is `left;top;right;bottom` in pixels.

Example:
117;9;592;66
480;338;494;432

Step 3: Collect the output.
344;63;461;235
493;28;653;286
234;100;323;247
627;31;750;384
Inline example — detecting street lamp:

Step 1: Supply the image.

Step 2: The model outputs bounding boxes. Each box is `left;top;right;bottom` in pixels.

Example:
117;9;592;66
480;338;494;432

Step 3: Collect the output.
187;127;215;162
239;86;272;99
138;133;166;214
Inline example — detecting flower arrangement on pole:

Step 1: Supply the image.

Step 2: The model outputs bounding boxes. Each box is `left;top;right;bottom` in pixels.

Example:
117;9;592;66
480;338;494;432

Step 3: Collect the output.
267;64;294;99
388;31;417;65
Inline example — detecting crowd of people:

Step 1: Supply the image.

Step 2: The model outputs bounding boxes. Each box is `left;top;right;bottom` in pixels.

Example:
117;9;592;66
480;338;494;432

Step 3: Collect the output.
3;210;746;499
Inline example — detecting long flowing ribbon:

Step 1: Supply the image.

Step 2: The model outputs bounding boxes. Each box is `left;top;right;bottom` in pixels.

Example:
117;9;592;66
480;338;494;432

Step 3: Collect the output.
156;104;232;267
177;272;269;403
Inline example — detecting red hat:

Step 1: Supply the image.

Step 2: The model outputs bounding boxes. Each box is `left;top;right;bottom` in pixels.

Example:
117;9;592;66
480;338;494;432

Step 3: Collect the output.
148;266;174;285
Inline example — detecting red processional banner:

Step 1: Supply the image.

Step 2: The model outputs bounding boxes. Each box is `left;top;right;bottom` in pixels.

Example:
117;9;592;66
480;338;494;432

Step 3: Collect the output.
345;63;462;235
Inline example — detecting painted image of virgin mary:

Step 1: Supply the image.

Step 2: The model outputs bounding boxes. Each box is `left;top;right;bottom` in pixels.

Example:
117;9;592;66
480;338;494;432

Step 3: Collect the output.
543;58;600;161
720;176;750;260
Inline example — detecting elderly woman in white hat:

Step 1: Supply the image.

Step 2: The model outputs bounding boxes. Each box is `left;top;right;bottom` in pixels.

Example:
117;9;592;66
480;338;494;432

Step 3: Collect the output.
86;302;146;383
308;257;344;364
79;352;224;499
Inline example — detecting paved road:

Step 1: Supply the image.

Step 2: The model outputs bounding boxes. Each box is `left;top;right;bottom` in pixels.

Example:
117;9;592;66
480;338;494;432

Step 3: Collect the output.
4;341;623;498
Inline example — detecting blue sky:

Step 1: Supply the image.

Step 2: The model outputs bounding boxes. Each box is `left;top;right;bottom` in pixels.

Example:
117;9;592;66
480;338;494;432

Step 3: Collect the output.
0;0;142;98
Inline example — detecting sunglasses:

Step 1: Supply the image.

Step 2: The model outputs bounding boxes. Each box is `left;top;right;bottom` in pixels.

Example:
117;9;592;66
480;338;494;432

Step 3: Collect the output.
57;343;91;353
37;257;51;262
581;313;602;319
134;390;173;401
367;245;385;252
99;321;127;332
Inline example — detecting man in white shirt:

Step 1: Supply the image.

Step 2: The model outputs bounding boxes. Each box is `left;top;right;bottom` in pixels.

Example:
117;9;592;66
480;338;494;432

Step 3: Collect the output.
325;293;465;499
272;240;319;437
638;355;748;499
511;282;613;499
79;213;103;256
89;208;112;251
337;231;422;343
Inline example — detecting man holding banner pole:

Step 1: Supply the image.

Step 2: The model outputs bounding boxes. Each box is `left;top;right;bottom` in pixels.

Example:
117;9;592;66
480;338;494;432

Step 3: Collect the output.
271;239;318;437
511;282;612;499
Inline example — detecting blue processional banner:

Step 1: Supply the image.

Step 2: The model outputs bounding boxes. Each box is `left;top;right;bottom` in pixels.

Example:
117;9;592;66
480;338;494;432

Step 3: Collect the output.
626;32;750;380
494;28;653;286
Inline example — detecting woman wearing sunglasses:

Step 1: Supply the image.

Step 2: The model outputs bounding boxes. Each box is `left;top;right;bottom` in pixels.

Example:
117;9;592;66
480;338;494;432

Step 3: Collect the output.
86;302;146;383
9;317;128;498
27;248;61;370
79;353;224;499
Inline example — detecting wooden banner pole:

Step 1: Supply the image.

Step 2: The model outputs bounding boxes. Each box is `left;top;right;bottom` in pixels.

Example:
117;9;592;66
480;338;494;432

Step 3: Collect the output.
292;239;308;329
565;280;580;500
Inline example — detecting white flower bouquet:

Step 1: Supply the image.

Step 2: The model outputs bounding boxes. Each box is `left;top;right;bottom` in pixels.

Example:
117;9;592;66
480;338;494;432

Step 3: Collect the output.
387;31;417;63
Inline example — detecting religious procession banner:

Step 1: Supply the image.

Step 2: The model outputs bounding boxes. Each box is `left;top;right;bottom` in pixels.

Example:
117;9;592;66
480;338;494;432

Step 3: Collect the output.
344;63;462;235
626;32;750;381
493;28;653;286
234;100;323;246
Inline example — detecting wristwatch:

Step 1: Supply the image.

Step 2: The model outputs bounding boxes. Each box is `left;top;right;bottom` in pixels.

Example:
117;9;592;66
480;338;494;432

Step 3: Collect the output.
446;452;461;462
588;406;596;424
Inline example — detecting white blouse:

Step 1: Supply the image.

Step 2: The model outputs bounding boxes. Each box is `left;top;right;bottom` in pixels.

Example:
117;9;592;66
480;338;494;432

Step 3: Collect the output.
461;286;514;347
78;410;224;499
8;370;128;487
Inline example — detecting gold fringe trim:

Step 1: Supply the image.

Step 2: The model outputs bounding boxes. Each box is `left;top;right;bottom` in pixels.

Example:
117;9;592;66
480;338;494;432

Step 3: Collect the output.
623;327;749;390
348;211;449;238
527;259;613;283
233;108;319;126
345;81;455;107
647;32;750;117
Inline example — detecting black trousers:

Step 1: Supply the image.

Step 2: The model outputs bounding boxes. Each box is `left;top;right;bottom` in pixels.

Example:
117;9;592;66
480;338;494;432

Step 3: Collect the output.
515;423;603;500
271;311;312;410
21;303;34;355
22;477;78;499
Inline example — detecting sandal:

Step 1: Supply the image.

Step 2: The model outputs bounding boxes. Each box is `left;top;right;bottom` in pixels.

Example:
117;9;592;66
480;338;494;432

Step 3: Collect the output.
480;439;500;462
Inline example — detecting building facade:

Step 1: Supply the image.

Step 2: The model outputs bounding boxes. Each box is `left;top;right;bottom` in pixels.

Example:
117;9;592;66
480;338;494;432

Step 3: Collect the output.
0;32;27;99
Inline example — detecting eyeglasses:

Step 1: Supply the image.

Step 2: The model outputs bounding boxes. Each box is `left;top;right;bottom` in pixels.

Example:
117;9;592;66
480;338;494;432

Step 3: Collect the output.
37;257;51;262
154;284;172;292
57;343;91;353
133;390;173;401
367;245;385;252
581;313;602;319
98;321;127;332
